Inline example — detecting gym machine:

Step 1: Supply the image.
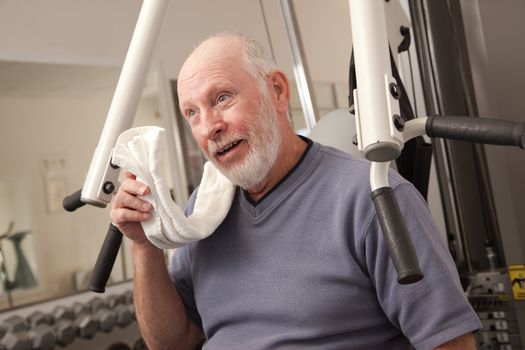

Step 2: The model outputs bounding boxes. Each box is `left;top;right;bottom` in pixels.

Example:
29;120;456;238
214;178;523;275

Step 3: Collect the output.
63;0;170;293
284;1;525;348
406;1;525;348
347;0;524;285
62;11;525;350
359;0;525;347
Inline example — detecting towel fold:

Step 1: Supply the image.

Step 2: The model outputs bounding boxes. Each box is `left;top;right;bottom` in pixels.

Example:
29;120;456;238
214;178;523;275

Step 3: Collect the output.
112;126;235;249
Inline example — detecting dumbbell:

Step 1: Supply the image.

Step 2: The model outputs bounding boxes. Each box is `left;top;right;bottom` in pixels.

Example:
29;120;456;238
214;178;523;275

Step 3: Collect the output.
29;324;55;350
1;332;32;350
74;298;118;337
1;316;28;334
118;290;136;321
51;307;74;323
104;295;132;329
0;315;31;350
25;312;56;350
116;292;135;317
114;305;133;328
122;290;133;305
71;302;88;318
50;306;76;347
86;297;120;333
73;313;98;340
86;297;106;313
94;309;117;333
26;312;53;328
128;304;136;321
53;320;75;347
75;296;122;339
105;294;125;309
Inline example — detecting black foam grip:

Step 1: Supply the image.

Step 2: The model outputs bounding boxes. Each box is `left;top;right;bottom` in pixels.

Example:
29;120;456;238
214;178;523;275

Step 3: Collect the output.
371;187;423;284
89;223;123;293
426;115;525;148
63;189;86;212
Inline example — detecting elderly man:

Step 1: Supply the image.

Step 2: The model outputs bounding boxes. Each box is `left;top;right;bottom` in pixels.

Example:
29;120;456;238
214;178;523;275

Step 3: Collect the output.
111;33;481;349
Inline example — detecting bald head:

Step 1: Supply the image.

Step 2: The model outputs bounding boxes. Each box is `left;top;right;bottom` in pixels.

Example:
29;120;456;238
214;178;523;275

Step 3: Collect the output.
178;33;276;93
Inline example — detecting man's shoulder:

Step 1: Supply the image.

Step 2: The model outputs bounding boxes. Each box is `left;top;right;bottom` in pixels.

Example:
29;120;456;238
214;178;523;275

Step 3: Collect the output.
314;142;370;176
311;142;404;188
302;143;375;209
314;142;410;189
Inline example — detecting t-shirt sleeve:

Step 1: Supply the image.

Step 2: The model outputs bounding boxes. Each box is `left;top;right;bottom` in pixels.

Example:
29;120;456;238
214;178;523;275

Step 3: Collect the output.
167;189;203;329
363;182;481;350
168;246;203;329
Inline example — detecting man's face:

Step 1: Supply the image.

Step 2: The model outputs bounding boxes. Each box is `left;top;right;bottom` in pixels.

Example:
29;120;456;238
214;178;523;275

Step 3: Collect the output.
177;50;281;189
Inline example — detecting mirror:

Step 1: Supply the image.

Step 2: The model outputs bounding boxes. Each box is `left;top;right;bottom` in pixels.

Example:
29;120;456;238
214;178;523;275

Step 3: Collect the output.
0;61;175;309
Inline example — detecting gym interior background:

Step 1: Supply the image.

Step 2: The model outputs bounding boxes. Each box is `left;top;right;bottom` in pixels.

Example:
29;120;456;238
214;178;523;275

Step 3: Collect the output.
0;0;524;349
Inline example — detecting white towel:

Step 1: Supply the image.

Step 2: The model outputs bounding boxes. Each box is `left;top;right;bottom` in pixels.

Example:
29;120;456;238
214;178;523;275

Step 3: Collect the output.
111;126;236;249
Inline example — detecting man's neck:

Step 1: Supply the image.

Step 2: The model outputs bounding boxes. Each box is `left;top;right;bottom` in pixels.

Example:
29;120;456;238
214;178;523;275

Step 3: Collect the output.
245;135;308;202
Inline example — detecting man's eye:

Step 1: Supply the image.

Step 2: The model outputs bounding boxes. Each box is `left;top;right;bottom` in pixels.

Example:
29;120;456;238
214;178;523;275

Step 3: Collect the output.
217;94;230;103
186;109;195;119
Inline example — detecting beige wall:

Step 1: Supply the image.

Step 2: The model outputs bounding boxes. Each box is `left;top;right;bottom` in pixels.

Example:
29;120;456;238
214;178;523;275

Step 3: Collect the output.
460;0;525;264
0;0;401;84
0;85;163;307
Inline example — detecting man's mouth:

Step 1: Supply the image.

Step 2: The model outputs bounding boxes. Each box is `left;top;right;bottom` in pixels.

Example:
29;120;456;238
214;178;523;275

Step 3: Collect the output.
216;140;242;156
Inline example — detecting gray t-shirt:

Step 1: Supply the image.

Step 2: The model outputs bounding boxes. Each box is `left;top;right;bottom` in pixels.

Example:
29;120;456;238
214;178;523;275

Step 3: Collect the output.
169;139;481;350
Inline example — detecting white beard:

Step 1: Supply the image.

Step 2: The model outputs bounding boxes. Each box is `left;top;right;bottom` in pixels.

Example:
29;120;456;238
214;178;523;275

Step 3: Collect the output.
206;91;281;189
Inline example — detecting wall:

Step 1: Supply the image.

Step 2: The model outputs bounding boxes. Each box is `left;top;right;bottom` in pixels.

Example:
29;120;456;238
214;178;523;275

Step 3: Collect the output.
0;0;392;86
0;72;164;307
460;0;525;264
0;93;114;305
0;0;274;76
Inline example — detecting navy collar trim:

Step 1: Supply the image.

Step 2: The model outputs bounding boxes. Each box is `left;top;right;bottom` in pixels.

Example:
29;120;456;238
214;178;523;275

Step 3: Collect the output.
242;135;313;207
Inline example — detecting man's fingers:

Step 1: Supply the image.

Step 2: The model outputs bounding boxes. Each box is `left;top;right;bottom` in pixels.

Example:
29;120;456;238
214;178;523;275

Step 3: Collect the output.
123;171;137;180
120;177;150;196
114;191;152;212
111;207;151;225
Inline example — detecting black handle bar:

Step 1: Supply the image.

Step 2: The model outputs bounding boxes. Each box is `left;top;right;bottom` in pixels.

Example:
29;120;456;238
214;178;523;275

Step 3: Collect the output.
63;189;86;212
63;189;122;293
426;115;525;148
371;115;525;284
372;187;423;284
88;223;123;293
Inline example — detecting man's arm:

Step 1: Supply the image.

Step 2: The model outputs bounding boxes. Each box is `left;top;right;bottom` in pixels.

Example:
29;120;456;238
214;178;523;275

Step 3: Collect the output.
434;331;477;349
132;241;203;350
111;172;203;350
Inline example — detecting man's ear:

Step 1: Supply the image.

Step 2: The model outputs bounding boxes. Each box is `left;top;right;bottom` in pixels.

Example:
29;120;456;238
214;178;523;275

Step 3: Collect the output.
267;69;290;113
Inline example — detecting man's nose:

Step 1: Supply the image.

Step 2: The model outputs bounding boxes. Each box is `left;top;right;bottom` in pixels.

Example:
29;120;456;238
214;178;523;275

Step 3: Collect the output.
202;109;225;140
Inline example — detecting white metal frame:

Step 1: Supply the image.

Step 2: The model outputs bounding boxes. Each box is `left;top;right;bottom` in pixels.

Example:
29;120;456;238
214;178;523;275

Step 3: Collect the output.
81;0;170;207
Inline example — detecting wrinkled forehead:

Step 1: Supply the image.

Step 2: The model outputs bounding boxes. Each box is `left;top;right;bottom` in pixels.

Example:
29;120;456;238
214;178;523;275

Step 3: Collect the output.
178;38;244;85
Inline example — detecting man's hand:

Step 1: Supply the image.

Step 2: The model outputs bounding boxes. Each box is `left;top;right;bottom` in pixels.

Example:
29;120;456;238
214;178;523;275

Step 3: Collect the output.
110;172;152;245
111;173;202;349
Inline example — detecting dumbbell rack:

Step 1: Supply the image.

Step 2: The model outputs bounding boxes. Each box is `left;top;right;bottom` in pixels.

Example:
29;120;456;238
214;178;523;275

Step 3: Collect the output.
0;282;144;350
